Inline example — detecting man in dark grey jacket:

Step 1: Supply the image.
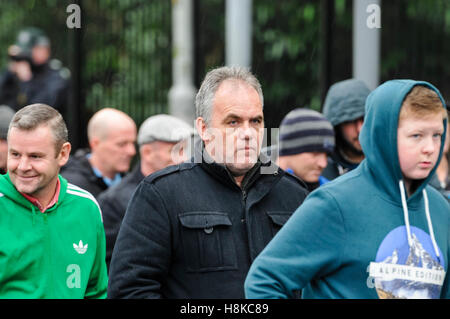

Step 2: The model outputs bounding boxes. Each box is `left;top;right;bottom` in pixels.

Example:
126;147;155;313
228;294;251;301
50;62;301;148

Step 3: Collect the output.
107;66;308;299
98;114;194;271
322;79;371;180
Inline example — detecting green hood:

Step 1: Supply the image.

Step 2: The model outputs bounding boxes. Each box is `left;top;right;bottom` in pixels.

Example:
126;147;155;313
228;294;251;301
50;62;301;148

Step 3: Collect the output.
359;79;448;202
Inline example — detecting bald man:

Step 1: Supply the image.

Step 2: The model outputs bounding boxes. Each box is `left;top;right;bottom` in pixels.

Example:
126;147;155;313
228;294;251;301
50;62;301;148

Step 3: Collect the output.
61;108;137;198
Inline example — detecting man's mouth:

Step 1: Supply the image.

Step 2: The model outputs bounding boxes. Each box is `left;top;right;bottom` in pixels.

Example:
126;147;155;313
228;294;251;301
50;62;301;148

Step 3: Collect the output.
16;174;38;180
418;161;432;168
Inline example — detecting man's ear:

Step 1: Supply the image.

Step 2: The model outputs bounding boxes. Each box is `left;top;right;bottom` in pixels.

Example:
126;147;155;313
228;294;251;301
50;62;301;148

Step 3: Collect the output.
140;143;153;161
89;136;100;150
58;142;72;167
196;117;209;142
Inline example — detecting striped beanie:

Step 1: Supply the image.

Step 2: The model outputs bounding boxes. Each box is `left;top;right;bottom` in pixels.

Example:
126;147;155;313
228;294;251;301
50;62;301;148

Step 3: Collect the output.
279;108;335;156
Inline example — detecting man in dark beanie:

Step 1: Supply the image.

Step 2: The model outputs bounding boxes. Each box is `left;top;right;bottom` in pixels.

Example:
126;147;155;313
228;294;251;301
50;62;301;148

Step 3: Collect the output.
322;78;371;180
0;105;15;174
278;108;335;191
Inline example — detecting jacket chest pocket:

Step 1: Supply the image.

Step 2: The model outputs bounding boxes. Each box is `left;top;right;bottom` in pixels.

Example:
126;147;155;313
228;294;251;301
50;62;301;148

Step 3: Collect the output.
178;212;238;273
266;211;292;237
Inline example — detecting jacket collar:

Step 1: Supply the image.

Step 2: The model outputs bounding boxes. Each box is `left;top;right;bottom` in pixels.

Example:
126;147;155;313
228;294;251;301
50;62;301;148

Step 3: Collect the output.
193;139;279;192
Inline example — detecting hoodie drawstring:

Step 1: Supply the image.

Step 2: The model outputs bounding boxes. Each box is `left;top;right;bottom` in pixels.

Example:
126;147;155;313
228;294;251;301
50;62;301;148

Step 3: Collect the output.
399;180;440;259
423;189;440;259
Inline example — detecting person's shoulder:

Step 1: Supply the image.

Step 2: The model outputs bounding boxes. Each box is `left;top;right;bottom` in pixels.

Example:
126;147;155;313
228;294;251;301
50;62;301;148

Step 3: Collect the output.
97;173;138;204
425;184;450;208
278;169;308;193
310;166;366;202
142;162;197;185
61;152;95;182
64;182;103;220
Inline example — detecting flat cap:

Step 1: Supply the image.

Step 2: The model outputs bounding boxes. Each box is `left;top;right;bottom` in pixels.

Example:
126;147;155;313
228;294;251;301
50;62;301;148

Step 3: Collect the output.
137;114;194;146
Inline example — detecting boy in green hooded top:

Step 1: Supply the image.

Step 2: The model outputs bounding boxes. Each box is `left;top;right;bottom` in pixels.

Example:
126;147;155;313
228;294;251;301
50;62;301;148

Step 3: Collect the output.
245;80;449;299
0;103;107;298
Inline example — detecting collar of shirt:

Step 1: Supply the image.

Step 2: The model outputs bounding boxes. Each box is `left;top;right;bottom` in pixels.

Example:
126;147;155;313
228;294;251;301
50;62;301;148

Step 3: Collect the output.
86;153;122;187
21;178;61;213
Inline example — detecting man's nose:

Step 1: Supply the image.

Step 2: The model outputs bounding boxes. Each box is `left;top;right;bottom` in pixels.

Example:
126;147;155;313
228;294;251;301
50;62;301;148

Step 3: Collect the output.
238;123;253;140
356;118;364;134
127;143;136;156
17;157;31;171
422;137;437;154
317;153;328;169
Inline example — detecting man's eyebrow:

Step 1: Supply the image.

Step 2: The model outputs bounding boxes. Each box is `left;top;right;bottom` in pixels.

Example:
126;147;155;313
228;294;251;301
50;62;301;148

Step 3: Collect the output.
222;114;264;121
251;115;264;121
8;148;45;156
222;114;241;122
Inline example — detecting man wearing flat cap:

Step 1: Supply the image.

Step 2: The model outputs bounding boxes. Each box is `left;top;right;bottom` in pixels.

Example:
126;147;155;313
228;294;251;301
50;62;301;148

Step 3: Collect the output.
98;114;194;270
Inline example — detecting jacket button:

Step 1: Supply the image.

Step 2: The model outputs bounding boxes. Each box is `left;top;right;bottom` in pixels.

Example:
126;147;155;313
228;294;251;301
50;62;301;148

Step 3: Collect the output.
241;219;245;223
204;227;214;234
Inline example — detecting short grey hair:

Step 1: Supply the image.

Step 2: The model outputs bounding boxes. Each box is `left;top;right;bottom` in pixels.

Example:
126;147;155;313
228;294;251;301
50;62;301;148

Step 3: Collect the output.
9;103;68;153
195;66;264;125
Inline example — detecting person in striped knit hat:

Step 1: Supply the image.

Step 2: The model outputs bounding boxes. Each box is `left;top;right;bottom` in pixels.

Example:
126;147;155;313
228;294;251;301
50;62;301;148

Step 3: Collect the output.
278;108;335;191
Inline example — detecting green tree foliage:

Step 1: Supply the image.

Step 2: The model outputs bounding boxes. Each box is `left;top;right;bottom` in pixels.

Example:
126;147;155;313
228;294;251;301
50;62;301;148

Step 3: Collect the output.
0;0;448;137
82;0;172;126
252;0;321;129
381;0;450;101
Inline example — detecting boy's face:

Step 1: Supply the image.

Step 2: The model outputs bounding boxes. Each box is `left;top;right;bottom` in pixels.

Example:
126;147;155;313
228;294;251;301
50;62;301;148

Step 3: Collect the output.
397;113;444;184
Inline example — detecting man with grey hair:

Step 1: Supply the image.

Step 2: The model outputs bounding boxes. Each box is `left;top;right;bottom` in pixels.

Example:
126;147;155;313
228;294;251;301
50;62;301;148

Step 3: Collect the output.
108;66;308;298
98;114;194;271
61;108;137;198
0;103;107;298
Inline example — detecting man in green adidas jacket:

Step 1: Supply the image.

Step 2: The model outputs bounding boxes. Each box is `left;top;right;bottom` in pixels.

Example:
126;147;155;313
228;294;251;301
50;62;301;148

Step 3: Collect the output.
0;103;108;298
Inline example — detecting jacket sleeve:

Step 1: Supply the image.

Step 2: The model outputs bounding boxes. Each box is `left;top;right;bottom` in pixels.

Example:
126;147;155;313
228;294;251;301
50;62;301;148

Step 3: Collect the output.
107;181;171;298
84;205;108;299
244;188;346;299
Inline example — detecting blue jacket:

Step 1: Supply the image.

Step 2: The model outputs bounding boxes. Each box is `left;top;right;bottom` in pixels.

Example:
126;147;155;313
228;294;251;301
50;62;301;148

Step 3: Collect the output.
245;80;450;299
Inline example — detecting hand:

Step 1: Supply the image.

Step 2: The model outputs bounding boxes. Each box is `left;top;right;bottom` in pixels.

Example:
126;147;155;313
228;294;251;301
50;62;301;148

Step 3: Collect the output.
9;60;33;82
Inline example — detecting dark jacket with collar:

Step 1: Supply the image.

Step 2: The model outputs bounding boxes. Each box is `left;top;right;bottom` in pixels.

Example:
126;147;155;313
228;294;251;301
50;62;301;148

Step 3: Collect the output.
60;148;109;198
107;146;308;299
97;163;145;270
322;150;359;181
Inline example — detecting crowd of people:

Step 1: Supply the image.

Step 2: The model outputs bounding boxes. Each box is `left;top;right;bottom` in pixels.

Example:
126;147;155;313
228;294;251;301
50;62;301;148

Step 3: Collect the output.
0;28;449;300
